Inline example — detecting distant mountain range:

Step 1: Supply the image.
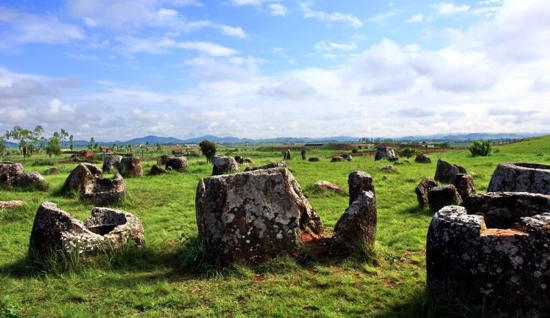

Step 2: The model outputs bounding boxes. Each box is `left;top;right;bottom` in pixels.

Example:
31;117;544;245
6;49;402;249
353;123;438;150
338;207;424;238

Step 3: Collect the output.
3;132;546;148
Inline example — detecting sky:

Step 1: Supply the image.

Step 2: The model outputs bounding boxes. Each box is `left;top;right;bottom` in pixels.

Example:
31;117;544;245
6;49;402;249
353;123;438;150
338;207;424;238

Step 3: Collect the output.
0;0;549;141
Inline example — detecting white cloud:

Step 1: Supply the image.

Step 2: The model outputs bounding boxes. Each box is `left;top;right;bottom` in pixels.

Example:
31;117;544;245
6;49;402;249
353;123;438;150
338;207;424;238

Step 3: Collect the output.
177;42;239;57
300;3;363;27
405;14;423;23
230;0;262;6
0;6;84;48
368;10;399;25
170;0;203;6
258;77;317;100
269;4;288;16
220;25;247;39
315;41;357;52
433;2;470;15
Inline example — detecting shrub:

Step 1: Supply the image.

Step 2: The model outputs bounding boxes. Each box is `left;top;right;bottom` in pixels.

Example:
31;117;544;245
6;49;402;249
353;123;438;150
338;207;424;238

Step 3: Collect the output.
469;140;492;157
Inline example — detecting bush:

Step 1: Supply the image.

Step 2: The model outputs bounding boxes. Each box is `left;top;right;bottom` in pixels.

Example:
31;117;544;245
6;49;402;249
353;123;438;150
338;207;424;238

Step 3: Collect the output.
469;140;492;157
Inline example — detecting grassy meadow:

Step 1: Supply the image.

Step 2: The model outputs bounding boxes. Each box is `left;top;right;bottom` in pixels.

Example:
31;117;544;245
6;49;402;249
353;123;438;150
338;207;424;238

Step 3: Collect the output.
1;136;550;317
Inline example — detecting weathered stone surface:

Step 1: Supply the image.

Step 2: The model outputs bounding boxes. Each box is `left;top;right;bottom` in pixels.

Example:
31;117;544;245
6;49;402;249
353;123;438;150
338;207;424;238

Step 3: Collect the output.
149;164;167;175
427;204;550;316
195;167;324;267
453;173;476;200
434;159;467;183
343;154;353;161
348;171;375;206
379;165;396;172
212;155;239;176
29;202;144;259
61;163;103;194
62;164;126;206
301;149;307;160
157;155;169;166
314;181;344;193
81;173;127;206
487;162;550;195
462;192;550;229
330;156;344;162
243;157;253;164
415;178;439;208
428;184;462;212
415;154;431;164
283;149;291;160
83;207;145;249
0;162;24;187
165;156;188;172
116;156;143;177
0;200;24;209
245;162;286;172
330;191;377;257
15;172;48;190
102;155;122;172
234;155;243;164
308;157;320;162
374;147;397;161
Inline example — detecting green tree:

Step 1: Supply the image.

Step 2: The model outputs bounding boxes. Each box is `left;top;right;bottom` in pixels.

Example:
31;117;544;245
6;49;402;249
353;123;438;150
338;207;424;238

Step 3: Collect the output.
69;135;74;151
45;137;61;157
88;137;96;150
156;143;162;153
469;140;492;157
199;140;217;163
399;147;416;159
4;125;44;160
0;137;6;156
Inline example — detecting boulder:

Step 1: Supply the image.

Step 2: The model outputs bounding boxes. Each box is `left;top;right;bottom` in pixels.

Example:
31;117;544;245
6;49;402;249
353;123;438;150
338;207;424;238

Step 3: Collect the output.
15;172;48;190
81;173;127;206
330;190;377;257
165;156;188;172
348;171;375;206
343;154;353;161
62;164;127;206
61;163;103;194
453;173;476;200
379;165;396;172
102;155;122;172
243;157;253;164
29;202;144;259
487;163;550;195
427;204;550;316
245;162;286;172
149;164;167;175
0;162;24;187
157;155;169;166
0;200;24;209
434;159;467;183
308;157;320;162
331;156;344;162
115;156;142;177
428;184;462;212
301;149;307;160
415;178;440;208
195;167;324;267
283;149;291;160
415;154;431;164
374;147;397;161
462;192;550;228
212;155;239;175
314;181;344;193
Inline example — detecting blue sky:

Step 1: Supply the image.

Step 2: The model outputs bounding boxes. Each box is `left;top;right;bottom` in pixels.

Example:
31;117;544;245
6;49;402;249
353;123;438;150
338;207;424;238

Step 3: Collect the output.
0;0;549;141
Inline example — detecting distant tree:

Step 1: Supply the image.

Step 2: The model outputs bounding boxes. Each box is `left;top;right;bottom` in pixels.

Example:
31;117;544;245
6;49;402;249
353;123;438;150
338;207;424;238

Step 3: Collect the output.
88;137;96;150
400;147;416;159
469;140;492;157
69;135;74;151
156;143;162;153
199;140;217;163
45;137;61;157
0;137;6;156
4;125;44;160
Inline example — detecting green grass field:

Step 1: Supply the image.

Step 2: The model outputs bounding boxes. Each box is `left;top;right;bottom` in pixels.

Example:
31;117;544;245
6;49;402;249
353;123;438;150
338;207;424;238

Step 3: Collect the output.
1;137;549;317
